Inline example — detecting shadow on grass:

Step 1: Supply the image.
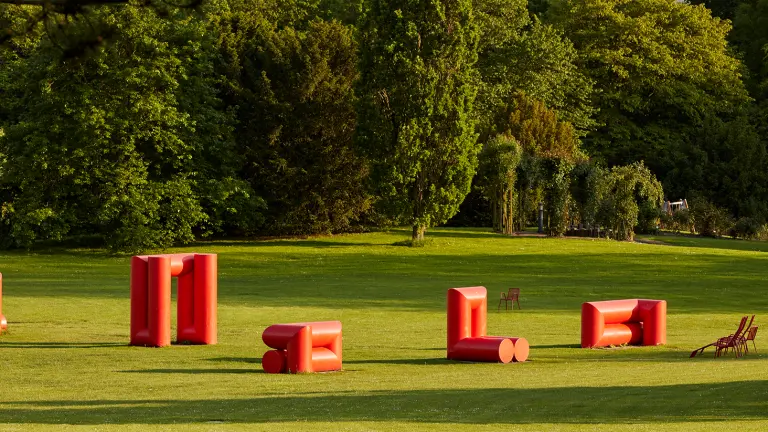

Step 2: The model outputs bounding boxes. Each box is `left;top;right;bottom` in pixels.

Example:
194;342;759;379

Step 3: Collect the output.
6;228;768;315
183;240;379;249
120;368;260;374
640;235;768;253
1;380;766;424
207;357;261;364
0;342;125;349
344;358;450;365
533;344;582;349
391;228;501;240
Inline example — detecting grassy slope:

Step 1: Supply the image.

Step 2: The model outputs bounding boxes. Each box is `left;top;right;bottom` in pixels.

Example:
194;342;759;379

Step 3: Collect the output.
0;228;766;431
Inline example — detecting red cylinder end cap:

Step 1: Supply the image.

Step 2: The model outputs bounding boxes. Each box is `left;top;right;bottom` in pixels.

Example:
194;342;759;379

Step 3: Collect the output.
262;349;286;374
511;337;529;362
498;338;514;363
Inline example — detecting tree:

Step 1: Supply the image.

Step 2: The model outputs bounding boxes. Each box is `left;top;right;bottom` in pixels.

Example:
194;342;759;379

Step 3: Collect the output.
477;134;521;234
221;18;370;235
547;0;752;198
356;0;480;242
595;162;664;241
474;0;594;140
0;6;261;252
500;93;583;234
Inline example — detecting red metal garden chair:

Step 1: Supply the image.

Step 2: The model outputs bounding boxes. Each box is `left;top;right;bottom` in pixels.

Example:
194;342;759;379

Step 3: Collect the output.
740;325;758;355
690;315;747;358
715;315;754;358
497;288;521;311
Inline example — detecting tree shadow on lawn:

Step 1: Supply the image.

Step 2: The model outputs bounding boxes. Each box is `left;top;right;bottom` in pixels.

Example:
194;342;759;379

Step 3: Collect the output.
120;368;260;374
1;380;766;424
207;357;261;364
7;246;768;315
179;240;380;249
217;251;768;312
639;235;768;253
0;342;125;349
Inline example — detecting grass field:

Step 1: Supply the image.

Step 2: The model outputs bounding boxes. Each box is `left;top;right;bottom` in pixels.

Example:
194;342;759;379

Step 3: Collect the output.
0;227;766;431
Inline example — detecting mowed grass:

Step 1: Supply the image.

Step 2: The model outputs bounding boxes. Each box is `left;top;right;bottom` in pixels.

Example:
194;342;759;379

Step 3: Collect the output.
0;227;766;431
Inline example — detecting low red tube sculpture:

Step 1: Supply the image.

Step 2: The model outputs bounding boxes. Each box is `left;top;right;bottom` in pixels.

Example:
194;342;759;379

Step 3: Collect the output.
130;253;217;347
0;273;7;332
447;287;529;363
262;321;342;373
581;299;666;348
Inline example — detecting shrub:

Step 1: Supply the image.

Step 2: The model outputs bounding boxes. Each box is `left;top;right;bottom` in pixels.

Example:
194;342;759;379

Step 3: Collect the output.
689;199;733;237
671;208;694;233
732;217;762;239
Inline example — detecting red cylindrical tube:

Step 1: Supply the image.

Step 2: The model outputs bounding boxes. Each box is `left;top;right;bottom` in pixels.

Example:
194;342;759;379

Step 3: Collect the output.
449;336;514;363
148;256;171;347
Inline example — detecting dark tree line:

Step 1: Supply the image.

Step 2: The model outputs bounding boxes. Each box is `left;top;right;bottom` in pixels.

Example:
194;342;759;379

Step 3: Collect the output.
2;0;768;251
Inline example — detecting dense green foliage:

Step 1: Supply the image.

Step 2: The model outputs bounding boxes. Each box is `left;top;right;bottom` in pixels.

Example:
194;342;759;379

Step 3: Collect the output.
3;0;768;250
356;0;480;241
0;7;257;252
547;0;765;220
219;16;370;235
477;134;521;234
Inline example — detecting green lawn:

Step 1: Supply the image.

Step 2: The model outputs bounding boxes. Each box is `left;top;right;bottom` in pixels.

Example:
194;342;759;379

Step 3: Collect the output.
0;228;766;431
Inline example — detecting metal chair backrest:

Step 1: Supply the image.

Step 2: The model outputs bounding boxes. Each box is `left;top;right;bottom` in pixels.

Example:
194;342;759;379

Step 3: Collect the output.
745;326;758;341
739;315;756;339
507;288;520;301
730;316;749;342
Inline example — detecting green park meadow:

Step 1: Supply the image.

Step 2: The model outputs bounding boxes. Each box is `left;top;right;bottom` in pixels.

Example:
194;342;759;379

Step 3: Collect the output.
0;227;766;431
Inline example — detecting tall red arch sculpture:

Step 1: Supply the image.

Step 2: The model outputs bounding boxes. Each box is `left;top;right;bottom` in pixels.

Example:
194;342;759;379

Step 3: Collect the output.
447;287;529;363
261;321;342;373
0;273;7;333
581;299;666;348
130;253;217;347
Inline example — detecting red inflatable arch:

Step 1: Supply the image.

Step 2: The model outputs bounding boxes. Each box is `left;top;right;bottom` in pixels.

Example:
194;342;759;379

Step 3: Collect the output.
447;287;529;363
130;253;217;347
0;273;7;332
581;299;666;348
261;321;342;373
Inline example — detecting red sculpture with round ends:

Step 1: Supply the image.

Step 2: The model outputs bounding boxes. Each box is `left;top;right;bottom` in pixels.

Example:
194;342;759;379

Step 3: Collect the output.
581;299;666;348
261;321;342;374
447;287;530;363
130;253;217;347
0;273;7;332
509;337;529;362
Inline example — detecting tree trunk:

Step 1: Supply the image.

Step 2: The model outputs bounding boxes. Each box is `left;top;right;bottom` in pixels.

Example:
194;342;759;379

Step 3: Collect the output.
412;224;425;241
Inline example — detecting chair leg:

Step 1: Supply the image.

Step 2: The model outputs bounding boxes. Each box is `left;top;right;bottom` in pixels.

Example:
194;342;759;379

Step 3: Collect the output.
752;340;757;353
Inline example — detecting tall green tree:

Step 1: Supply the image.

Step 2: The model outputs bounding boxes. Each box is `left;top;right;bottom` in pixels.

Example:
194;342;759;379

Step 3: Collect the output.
503;93;583;234
477;134;521;234
356;0;480;242
474;0;594;139
547;0;755;209
595;161;664;241
222;18;370;235
0;6;259;252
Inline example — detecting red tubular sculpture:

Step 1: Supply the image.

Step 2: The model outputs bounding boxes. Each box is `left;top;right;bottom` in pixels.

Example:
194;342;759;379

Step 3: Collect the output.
130;253;217;347
0;273;7;332
581;299;666;348
447;287;529;363
262;321;342;373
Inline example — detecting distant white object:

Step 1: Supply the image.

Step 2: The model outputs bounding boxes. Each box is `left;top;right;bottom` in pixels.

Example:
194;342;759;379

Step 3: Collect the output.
662;199;688;214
